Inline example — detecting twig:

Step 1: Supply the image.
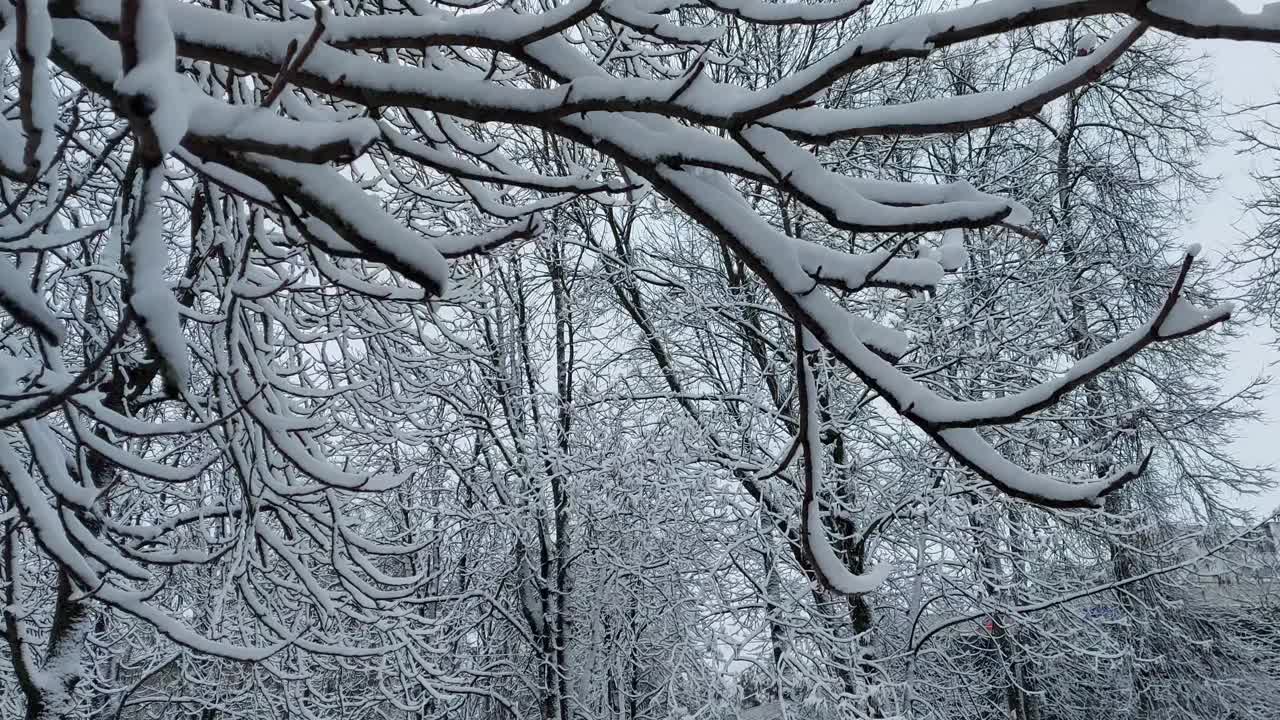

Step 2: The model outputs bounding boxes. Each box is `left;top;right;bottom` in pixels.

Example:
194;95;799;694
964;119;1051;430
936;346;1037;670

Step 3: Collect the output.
262;2;330;109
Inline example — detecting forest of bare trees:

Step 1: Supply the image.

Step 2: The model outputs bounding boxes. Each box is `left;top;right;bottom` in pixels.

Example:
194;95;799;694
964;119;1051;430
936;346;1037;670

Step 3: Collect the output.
3;1;1280;718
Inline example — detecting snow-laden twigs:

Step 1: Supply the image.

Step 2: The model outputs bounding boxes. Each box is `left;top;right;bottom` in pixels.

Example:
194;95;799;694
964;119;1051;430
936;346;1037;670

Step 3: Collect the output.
907;505;1280;656
1;0;1278;712
260;0;327;109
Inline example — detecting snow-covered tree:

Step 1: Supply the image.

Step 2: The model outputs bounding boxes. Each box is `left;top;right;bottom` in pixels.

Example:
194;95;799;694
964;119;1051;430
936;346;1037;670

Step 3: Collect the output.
4;1;1280;718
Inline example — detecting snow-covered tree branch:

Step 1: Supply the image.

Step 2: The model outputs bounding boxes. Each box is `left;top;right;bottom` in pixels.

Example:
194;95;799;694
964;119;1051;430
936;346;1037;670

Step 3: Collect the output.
3;0;1280;718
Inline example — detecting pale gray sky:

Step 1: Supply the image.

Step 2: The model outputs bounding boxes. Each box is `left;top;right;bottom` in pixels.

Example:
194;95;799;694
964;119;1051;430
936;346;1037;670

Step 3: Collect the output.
1183;1;1280;515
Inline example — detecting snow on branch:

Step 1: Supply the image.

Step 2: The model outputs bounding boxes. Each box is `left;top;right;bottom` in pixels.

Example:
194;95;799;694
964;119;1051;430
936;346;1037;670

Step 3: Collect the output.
117;0;186;164
15;0;57;176
904;251;1232;431
762;22;1148;143
0;258;65;345
28;0;1277;514
5;0;1280;683
738;125;1019;233
698;0;872;25
648;165;1229;508
123;164;189;395
1136;0;1280;41
797;326;891;594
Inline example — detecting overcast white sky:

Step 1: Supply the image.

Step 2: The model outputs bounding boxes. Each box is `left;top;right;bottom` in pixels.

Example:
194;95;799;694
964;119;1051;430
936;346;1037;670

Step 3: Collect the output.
1183;0;1280;515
